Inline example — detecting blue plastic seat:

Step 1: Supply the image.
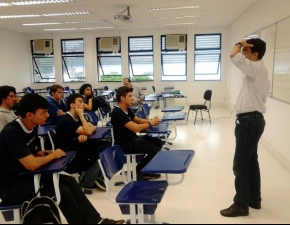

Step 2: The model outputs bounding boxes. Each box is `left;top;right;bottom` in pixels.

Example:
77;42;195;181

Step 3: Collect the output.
84;111;99;126
98;145;168;224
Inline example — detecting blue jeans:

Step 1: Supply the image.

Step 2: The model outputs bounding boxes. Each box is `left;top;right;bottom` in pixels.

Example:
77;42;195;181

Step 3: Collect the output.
233;113;265;212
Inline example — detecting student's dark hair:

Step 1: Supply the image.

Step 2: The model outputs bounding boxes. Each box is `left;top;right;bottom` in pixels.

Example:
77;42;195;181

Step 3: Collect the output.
116;86;133;102
79;83;92;95
18;93;48;118
0;85;16;104
246;38;266;60
49;84;64;96
66;93;84;110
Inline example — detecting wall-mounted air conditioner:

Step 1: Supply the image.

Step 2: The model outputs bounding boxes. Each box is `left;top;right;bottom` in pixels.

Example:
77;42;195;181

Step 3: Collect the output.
100;37;120;53
166;35;186;51
33;39;53;55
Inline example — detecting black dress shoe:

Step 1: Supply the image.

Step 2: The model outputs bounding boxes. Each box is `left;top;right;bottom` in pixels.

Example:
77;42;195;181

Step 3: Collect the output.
249;201;261;209
220;204;249;217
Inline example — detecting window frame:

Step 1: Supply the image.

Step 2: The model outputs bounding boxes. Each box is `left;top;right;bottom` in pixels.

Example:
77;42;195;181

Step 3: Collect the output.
61;38;85;83
161;35;187;81
194;33;222;81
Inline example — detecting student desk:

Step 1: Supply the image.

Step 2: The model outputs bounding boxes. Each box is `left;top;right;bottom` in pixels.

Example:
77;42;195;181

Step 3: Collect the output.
20;151;76;205
161;106;184;115
86;127;111;140
161;112;187;141
141;150;194;185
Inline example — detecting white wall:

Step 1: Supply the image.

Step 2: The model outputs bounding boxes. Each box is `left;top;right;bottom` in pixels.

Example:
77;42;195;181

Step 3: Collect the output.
0;30;31;89
229;0;290;171
12;27;229;106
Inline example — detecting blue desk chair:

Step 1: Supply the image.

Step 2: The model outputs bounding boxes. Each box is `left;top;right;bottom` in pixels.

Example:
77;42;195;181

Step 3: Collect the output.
84;111;99;126
98;145;168;224
69;89;75;94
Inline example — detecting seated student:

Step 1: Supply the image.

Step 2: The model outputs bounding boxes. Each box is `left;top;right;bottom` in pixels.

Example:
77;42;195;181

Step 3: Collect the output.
113;78;145;106
45;84;68;126
0;85;19;132
79;83;96;111
55;93;110;191
0;93;124;224
111;86;162;180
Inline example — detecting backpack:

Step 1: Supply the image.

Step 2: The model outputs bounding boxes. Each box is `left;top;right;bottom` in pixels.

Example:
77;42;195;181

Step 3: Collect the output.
91;96;108;111
21;196;61;224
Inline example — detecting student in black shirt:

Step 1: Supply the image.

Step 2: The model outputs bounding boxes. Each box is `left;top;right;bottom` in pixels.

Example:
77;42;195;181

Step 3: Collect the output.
0;93;124;224
111;86;162;180
55;93;110;191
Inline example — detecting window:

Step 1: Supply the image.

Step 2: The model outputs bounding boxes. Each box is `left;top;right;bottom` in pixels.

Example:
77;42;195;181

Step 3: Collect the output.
161;35;187;81
61;39;85;83
128;36;153;81
97;37;122;82
31;40;55;83
194;34;221;81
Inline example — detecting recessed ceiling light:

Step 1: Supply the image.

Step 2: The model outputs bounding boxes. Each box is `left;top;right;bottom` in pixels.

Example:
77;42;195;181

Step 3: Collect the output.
0;3;11;6
0;14;40;18
23;22;62;26
44;12;92;16
44;28;78;31
65;20;106;24
157;22;196;26
148;6;202;11
154;15;198;20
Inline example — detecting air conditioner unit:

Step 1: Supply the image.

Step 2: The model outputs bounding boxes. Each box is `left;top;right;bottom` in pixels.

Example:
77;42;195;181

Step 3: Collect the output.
100;37;120;53
166;35;186;51
33;39;53;55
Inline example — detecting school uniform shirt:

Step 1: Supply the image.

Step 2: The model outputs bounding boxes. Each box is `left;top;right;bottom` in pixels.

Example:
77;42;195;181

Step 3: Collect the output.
231;52;270;114
0;119;39;188
111;106;137;150
45;96;68;126
0;107;17;132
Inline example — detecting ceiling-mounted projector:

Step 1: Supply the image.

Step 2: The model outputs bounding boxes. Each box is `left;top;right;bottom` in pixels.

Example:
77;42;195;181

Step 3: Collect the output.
114;6;133;23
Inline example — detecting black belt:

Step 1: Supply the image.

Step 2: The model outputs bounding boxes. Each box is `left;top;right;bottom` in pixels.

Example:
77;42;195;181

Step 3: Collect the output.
237;111;263;118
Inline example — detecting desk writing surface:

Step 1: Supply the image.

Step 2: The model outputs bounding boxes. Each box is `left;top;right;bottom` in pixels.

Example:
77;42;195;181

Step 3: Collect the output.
161;106;184;112
38;125;56;136
140;123;168;134
141;150;195;174
87;127;111;140
20;151;76;176
161;112;187;121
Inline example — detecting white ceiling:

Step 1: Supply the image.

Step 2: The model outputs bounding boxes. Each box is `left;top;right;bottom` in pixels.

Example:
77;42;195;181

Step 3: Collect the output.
0;0;258;34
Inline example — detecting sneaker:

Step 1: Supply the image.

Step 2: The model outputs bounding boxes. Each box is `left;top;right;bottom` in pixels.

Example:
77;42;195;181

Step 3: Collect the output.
142;173;161;179
95;177;106;191
220;204;249;217
80;183;98;190
100;218;125;224
249;201;261;209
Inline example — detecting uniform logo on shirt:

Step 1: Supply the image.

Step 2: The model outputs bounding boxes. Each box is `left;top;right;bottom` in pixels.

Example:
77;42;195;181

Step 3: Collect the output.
27;137;36;147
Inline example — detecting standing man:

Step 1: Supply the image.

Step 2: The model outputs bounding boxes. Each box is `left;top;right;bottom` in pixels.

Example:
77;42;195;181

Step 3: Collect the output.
220;38;270;217
0;85;19;132
0;93;124;224
45;84;67;126
111;86;162;180
123;77;145;105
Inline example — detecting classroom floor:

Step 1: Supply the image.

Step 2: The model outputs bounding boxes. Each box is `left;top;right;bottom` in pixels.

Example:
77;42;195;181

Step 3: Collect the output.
2;106;290;224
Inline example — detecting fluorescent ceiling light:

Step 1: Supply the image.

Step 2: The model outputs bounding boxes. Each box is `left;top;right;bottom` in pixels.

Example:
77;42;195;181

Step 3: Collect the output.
44;11;92;16
11;0;72;5
44;28;78;31
148;6;202;11
80;26;116;30
0;3;11;6
65;20;106;24
154;15;198;20
157;22;196;26
0;14;40;18
23;22;61;26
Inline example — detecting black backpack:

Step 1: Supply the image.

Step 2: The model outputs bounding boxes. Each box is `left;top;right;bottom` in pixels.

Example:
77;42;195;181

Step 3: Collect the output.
21;196;61;224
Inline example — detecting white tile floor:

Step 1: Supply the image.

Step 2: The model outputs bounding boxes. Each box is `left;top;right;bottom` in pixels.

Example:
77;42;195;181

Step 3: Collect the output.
2;106;290;224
